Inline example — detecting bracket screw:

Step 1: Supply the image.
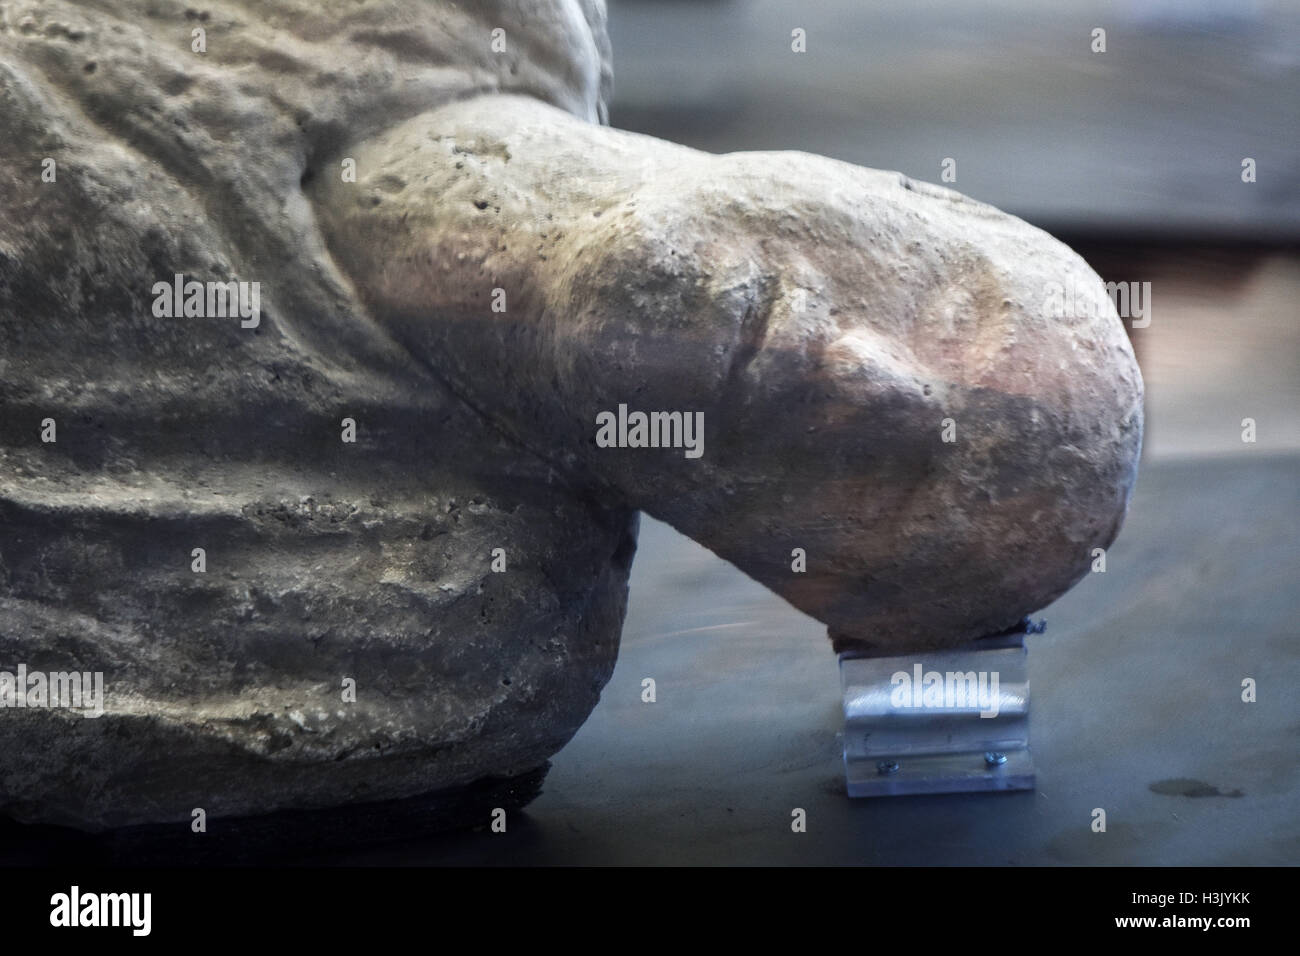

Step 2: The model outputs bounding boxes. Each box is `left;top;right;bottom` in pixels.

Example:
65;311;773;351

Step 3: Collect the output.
984;751;1008;767
876;759;901;775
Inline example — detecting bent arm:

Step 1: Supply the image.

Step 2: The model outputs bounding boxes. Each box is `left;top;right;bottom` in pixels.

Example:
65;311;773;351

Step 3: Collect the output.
313;93;1143;653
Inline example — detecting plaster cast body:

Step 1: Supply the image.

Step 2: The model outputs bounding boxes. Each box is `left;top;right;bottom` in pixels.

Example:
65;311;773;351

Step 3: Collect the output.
0;0;1140;830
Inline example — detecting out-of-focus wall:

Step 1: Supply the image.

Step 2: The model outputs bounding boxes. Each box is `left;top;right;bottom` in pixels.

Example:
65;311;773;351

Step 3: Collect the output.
608;0;1300;239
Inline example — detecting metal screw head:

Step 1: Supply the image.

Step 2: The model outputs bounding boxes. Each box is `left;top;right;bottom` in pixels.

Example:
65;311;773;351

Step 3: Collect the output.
984;751;1008;767
876;759;901;775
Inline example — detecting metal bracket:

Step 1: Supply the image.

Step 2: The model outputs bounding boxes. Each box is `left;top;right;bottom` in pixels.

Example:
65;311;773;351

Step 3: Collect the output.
839;628;1035;797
